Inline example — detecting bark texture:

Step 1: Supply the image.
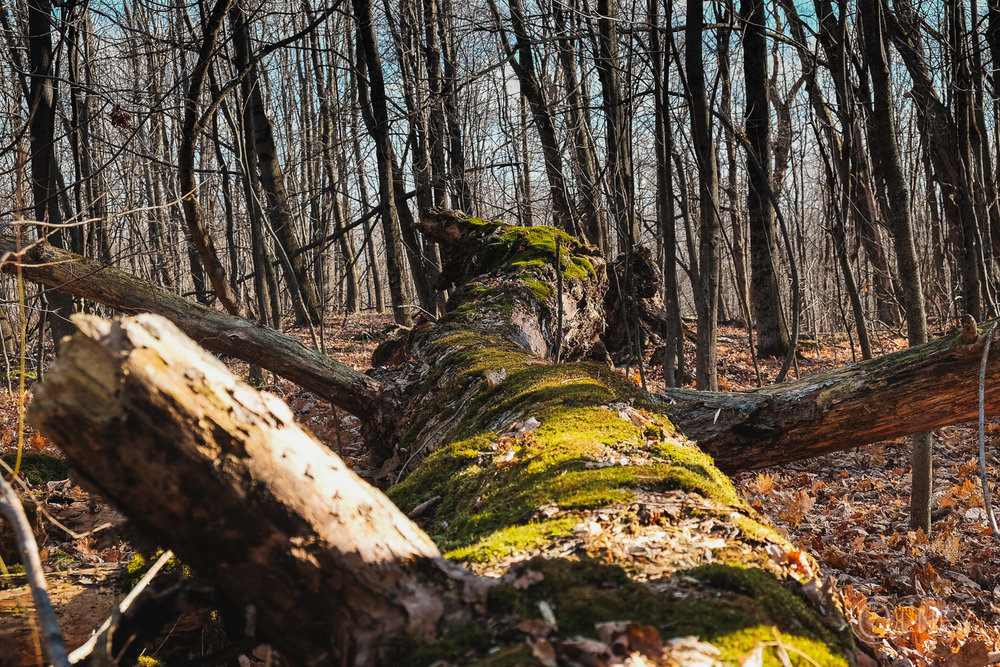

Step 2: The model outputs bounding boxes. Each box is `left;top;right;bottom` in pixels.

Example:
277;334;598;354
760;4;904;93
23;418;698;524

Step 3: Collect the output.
0;231;388;429
27;214;859;665
28;314;469;666
665;323;998;473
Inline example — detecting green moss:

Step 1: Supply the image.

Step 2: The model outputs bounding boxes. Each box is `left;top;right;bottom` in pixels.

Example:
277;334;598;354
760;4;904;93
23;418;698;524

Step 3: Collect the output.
385;214;851;663
732;514;789;546
486;558;847;666
2;453;68;485
391;325;745;561
123;551;189;589
477;224;595;283
48;548;74;566
710;627;845;665
689;565;835;643
136;656;166;667
393;394;740;561
447;517;575;563
522;277;553;302
388;623;491;665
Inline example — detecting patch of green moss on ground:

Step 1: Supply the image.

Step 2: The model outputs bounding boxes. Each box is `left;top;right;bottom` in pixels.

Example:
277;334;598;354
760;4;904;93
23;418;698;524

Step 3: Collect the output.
123;551;189;589
388;623;491;666
136;657;166;667
712;626;846;665
487;558;848;665
689;565;823;631
732;513;789;546
2;453;68;485
388;625;537;667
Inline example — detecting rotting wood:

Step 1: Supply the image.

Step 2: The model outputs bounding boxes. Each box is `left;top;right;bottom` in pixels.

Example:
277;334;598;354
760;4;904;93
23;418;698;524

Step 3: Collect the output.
28;314;479;666
664;324;1000;472
28;212;861;664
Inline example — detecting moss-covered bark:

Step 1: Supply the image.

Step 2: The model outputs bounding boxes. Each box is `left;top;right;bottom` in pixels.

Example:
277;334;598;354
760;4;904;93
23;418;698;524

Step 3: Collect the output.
382;211;856;665
28;212;858;665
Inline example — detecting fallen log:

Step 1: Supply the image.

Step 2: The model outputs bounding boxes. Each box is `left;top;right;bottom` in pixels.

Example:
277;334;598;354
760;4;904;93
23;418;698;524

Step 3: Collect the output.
29;215;859;664
7;219;997;477
29;314;476;665
0;231;394;450
664;322;999;473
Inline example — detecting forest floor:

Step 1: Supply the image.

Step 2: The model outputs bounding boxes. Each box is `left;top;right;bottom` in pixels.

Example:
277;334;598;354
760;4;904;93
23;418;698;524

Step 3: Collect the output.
1;313;999;665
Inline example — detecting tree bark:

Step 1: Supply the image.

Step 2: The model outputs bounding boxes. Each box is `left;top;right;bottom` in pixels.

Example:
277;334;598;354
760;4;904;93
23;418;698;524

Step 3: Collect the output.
860;0;932;533
664;317;998;473
29;314;466;667
685;0;721;391
741;0;789;358
177;0;247;318
26;0;77;345
0;231;389;439
27;215;859;666
595;0;638;251
497;0;575;234
352;0;415;326
229;0;324;325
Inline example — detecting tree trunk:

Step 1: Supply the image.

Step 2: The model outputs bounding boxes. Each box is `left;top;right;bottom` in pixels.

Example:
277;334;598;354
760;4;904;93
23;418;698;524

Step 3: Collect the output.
177;0;246;318
595;0;638;251
498;0;575;234
685;0;721;391
27;213;859;666
860;0;933;533
553;0;606;252
887;0;985;320
352;0;414;326
26;0;77;345
229;0;324;325
742;0;789;358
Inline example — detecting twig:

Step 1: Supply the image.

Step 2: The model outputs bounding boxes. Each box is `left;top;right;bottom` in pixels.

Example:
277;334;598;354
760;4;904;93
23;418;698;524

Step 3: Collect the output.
0;475;70;667
554;238;563;364
978;323;1000;535
68;550;175;665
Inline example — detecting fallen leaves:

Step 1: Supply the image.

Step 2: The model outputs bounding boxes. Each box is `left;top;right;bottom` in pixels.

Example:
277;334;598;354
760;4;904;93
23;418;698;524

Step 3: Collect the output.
526;619;720;667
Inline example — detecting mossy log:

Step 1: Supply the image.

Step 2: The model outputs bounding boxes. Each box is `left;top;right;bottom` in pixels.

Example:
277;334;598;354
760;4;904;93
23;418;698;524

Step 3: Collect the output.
28;213;859;665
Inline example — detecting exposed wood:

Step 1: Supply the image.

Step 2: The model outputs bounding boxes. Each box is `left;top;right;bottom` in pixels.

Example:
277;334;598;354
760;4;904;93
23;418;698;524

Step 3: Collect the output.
28;314;473;666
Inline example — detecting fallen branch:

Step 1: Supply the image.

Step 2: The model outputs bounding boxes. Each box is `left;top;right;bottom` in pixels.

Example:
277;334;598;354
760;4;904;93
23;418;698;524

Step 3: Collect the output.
0;230;395;454
664;323;1000;472
0;474;69;667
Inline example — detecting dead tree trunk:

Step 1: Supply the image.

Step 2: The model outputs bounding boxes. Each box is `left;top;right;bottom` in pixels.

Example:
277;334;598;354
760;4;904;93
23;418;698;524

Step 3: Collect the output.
28;212;858;665
29;315;470;666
